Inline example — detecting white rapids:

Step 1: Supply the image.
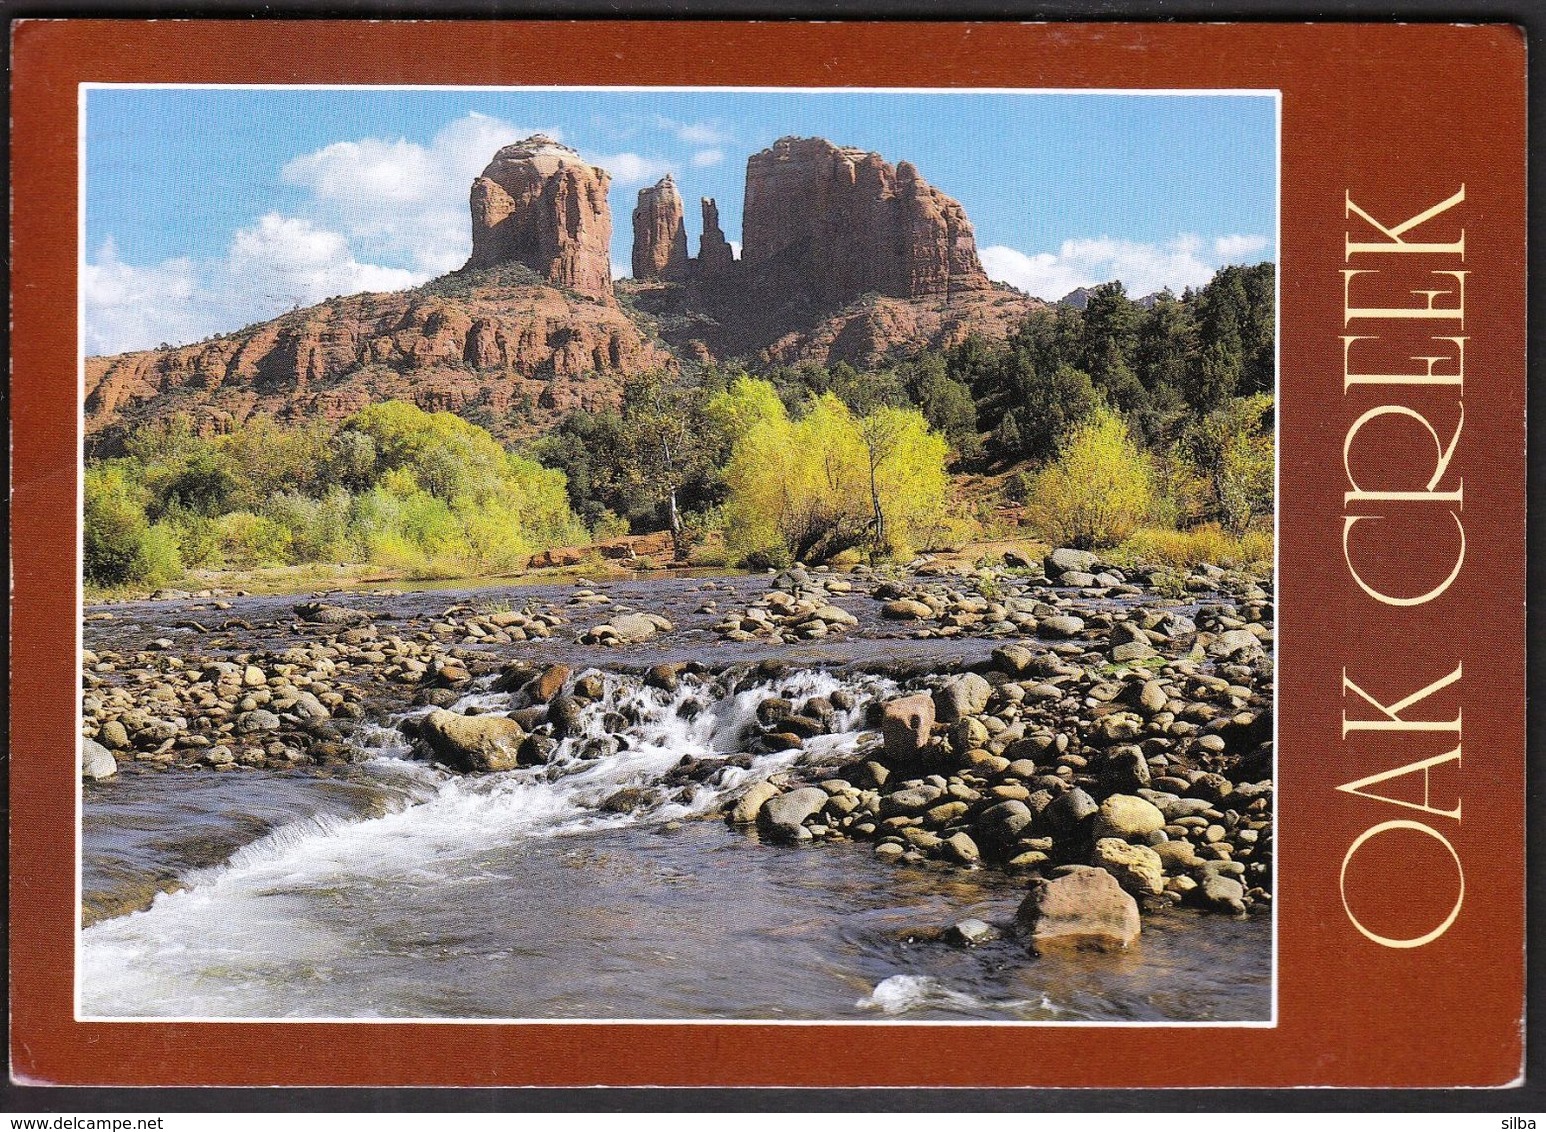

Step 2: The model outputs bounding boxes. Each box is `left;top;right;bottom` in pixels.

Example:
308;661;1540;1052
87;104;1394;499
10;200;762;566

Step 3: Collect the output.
79;667;893;1019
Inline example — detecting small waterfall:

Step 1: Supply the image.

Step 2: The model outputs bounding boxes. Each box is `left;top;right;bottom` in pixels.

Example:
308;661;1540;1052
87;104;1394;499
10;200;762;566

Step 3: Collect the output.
79;667;895;1018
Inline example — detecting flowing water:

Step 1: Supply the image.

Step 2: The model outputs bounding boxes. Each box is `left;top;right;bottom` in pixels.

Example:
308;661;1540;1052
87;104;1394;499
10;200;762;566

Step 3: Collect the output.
80;657;1271;1023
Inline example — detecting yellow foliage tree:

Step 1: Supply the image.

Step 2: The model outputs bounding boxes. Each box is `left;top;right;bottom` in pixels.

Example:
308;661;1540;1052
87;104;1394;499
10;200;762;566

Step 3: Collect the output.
1027;404;1156;549
723;392;948;565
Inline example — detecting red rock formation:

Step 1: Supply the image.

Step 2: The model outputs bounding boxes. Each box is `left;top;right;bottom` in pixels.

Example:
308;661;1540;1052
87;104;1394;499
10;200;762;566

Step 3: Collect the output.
740;136;992;308
631;175;689;281
85;266;673;450
466;135;615;301
696;197;736;279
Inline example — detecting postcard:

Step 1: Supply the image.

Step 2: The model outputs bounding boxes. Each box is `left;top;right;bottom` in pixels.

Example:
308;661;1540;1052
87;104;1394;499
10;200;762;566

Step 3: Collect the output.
8;20;1526;1088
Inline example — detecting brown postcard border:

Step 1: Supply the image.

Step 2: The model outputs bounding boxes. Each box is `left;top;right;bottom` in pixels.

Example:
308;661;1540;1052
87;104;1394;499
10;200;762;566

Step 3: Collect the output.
9;19;1527;1088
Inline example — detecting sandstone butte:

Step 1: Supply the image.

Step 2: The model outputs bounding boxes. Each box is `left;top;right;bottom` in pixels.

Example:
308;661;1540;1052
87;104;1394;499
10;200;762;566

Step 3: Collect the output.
85;134;1043;451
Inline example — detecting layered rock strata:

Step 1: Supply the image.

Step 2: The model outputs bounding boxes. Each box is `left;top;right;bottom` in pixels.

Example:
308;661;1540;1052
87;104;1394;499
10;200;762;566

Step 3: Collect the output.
631;175;689;281
466;135;615;300
740;136;993;306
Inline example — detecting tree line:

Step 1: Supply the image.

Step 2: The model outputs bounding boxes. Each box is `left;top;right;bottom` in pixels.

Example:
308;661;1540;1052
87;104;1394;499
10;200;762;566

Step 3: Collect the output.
84;263;1275;588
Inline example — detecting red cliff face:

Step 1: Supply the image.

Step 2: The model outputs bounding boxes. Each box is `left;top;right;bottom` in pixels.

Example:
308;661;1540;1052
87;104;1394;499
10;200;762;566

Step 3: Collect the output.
84;269;674;451
87;135;1037;450
466;135;615;301
739;136;993;307
631;175;689;281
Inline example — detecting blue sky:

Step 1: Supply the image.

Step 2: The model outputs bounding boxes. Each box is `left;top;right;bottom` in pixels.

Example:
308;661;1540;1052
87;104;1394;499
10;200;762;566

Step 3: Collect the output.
84;87;1277;355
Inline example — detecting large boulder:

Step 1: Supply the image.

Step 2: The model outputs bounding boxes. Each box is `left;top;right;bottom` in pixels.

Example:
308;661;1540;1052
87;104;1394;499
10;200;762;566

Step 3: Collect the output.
419;709;527;773
1091;794;1166;841
82;737;117;780
758;786;828;843
880;693;935;763
932;672;991;724
1014;865;1141;952
1044;548;1099;578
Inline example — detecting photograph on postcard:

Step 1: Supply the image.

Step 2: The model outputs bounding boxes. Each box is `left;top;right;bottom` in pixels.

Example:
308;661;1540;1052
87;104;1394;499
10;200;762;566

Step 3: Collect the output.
75;85;1279;1024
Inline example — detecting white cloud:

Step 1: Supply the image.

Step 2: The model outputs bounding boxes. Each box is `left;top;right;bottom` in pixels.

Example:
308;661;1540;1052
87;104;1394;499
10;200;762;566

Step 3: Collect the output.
1214;233;1269;261
82;238;205;356
593;151;674;187
84;218;422;356
653;116;731;146
691;148;725;168
981;232;1264;301
281;111;546;275
86;112;547;354
228;214;420;310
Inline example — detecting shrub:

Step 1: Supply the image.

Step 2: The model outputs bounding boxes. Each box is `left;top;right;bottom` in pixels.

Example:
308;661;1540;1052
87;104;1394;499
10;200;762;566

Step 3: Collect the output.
1114;522;1274;570
214;511;293;568
133;522;185;586
1026;404;1156;549
84;464;151;585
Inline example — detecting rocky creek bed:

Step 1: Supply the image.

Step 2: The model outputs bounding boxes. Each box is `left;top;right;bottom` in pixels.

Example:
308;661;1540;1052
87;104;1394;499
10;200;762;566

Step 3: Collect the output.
80;548;1273;1020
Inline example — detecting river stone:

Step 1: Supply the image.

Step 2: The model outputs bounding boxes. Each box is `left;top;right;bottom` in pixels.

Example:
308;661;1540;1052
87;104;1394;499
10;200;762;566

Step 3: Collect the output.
881;694;934;763
1210;629;1265;658
1095;714;1144;745
98;719;131;750
882;599;933;621
294;602;369;624
287;692;331;722
1015;865;1140;952
728;781;781;825
933;673;991;723
1092;837;1166;896
419;709;525;773
1138;680;1169;714
1198;874;1248;915
529;664;570;704
947;918;999;947
546;695;584;737
943;832;981;866
608;613;661;644
1100;746;1151;793
758;787;828;841
1092;794;1166;841
882;785;943;817
236;709;281;733
1038;615;1086;639
1112;638;1157;663
992;644;1036;677
82;737;117;780
974;799;1033;853
756;697;794;727
1042;787;1099;838
242;665;267;687
1154;839;1203;873
645;664;682;692
1045;548;1099;578
519;734;557;766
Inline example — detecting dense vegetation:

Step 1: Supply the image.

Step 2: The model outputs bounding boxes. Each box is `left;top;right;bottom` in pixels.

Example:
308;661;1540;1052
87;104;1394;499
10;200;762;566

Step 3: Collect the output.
84;403;584;588
85;263;1275;588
